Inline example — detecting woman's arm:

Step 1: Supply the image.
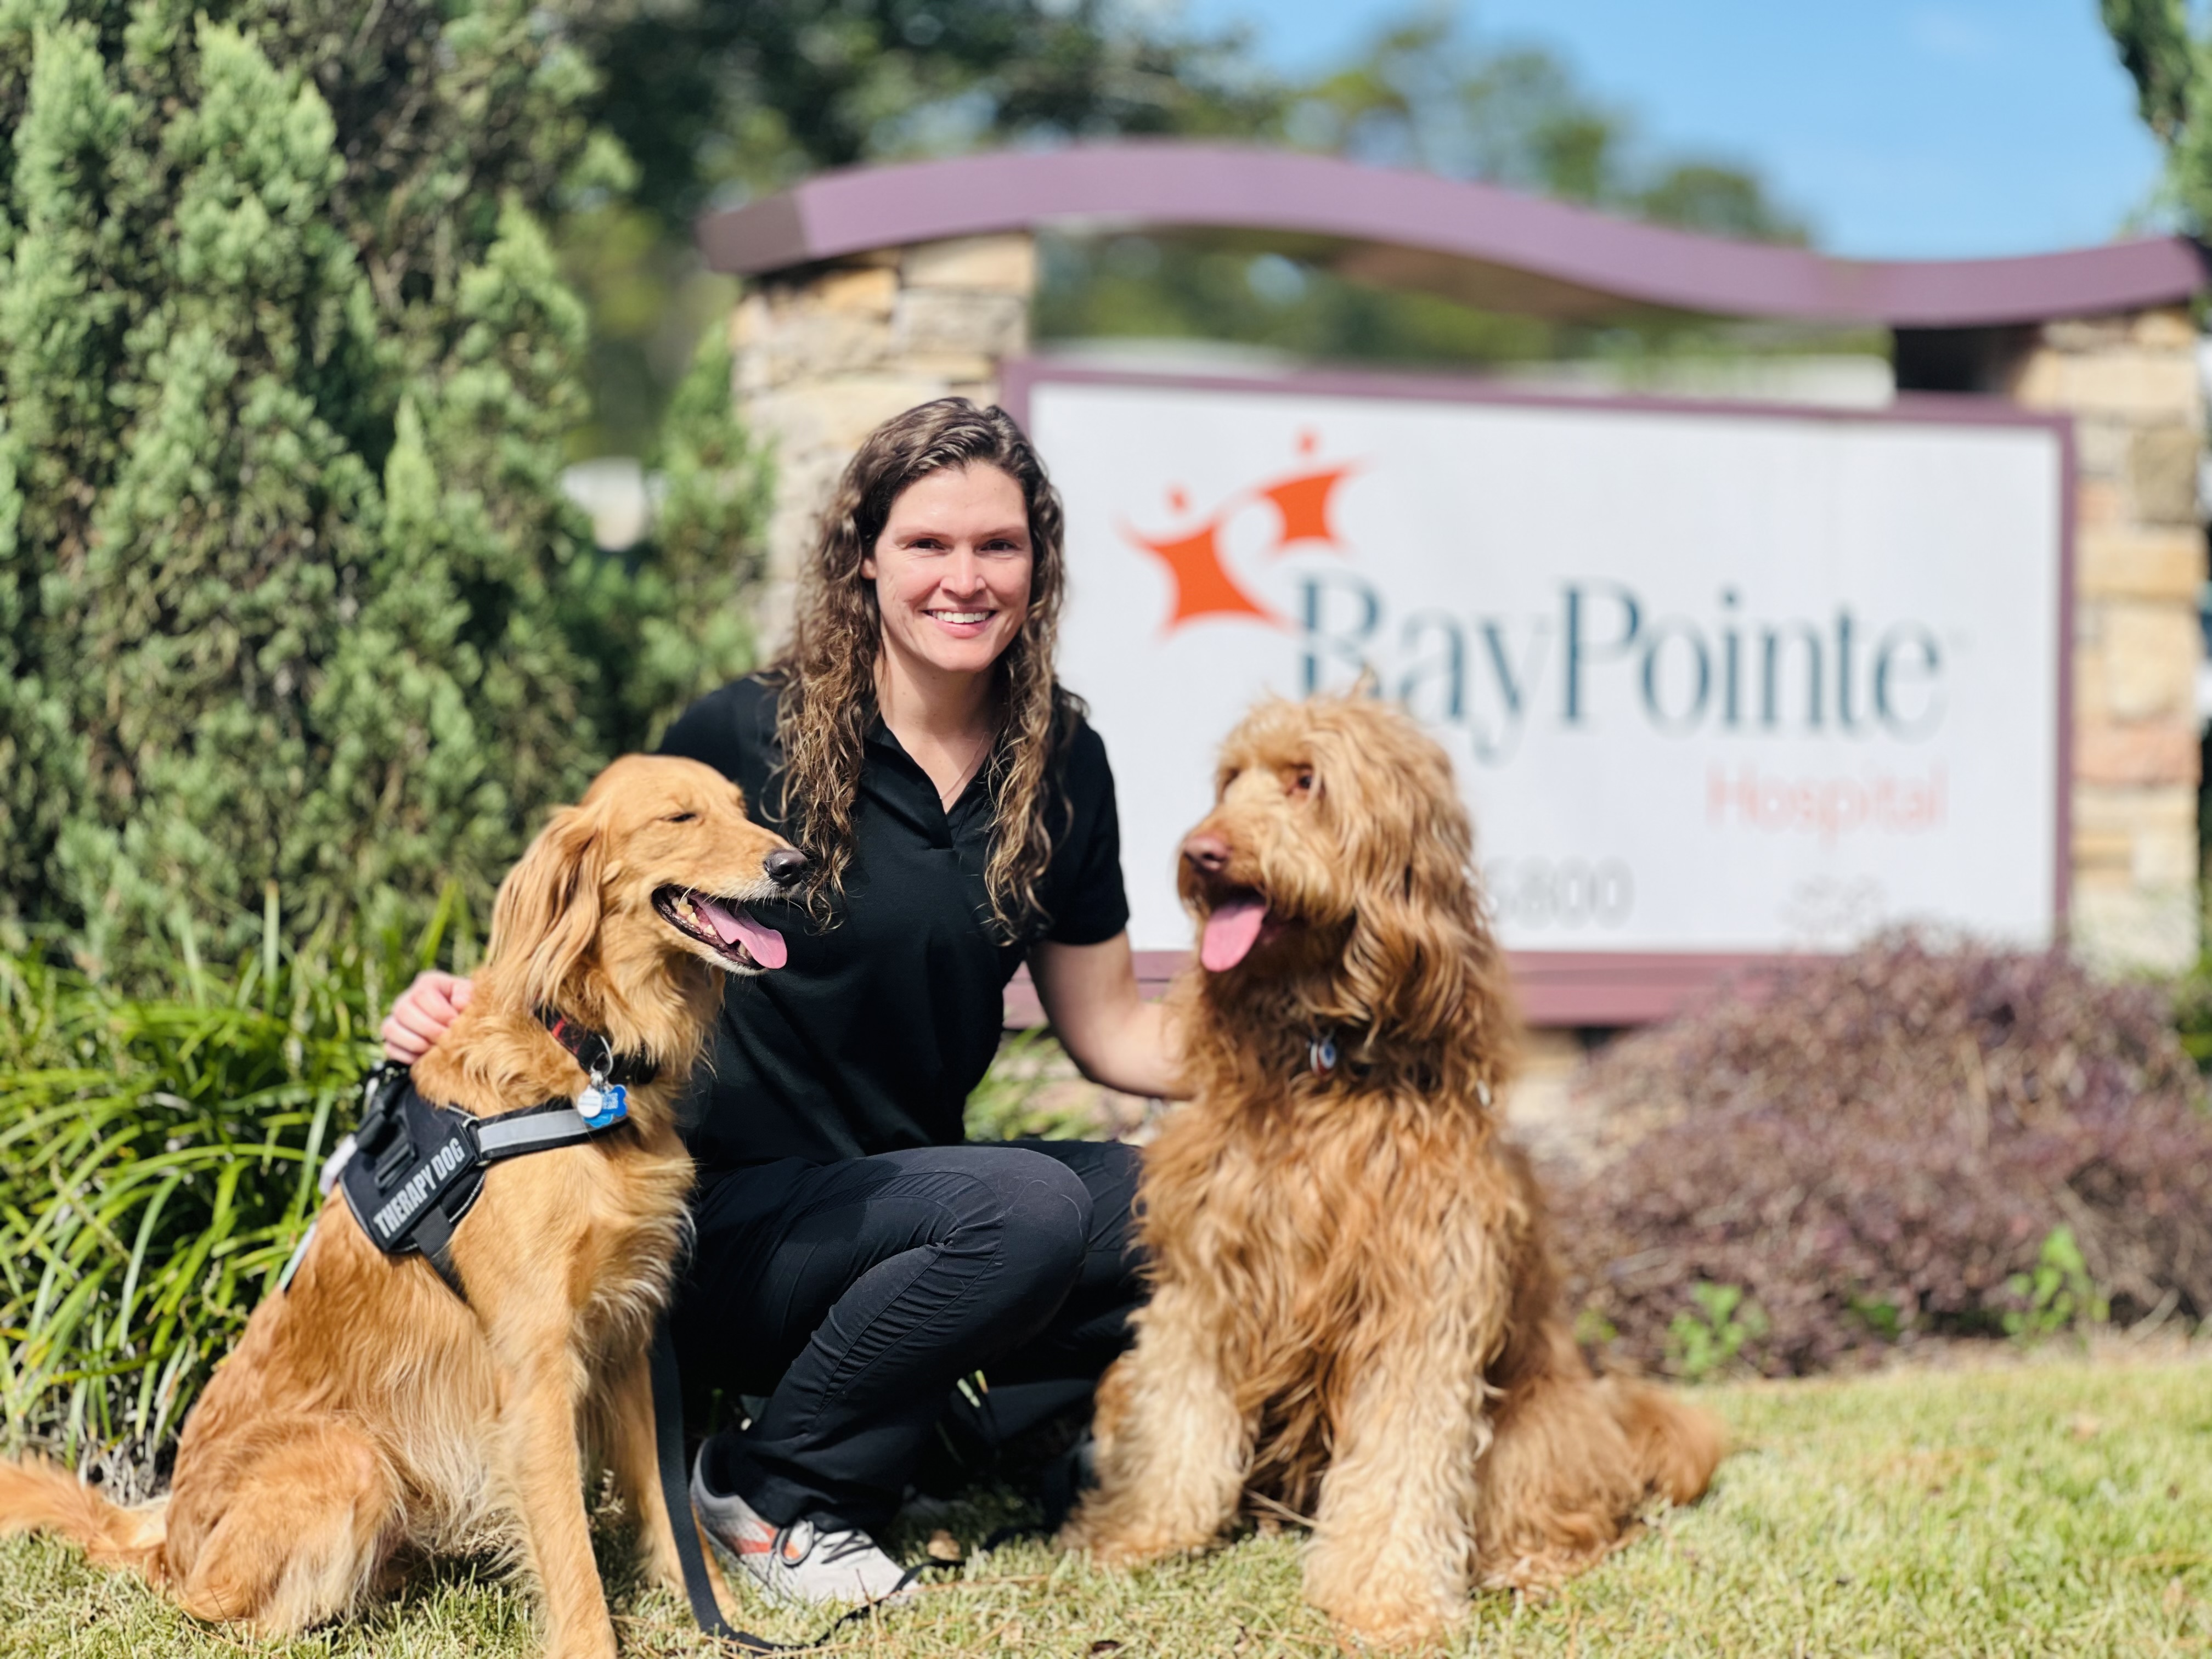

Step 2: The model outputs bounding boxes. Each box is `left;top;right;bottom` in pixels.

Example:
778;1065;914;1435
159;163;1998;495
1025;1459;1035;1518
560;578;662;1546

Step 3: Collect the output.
1027;932;1186;1100
381;970;473;1063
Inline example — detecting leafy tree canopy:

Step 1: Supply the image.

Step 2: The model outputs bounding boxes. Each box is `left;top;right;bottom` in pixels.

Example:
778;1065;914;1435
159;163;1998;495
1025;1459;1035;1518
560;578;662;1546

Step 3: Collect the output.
2102;0;2212;232
1036;14;1813;369
568;0;1276;224
1286;17;1804;242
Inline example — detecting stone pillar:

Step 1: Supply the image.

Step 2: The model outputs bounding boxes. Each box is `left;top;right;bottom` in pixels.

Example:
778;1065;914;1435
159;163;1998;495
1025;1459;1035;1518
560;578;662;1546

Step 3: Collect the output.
730;234;1036;654
2012;307;2205;972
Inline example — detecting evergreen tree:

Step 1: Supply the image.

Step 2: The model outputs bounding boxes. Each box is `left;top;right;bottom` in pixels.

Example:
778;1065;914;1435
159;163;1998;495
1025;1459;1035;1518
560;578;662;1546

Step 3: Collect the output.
0;2;751;976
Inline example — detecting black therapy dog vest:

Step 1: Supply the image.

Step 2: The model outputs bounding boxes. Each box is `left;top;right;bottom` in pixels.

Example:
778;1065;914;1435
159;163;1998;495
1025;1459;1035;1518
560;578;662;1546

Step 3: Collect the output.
331;1057;640;1301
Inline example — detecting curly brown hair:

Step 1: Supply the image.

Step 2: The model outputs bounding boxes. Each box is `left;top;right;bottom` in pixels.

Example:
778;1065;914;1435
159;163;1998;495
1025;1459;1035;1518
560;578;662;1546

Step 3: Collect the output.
767;397;1082;938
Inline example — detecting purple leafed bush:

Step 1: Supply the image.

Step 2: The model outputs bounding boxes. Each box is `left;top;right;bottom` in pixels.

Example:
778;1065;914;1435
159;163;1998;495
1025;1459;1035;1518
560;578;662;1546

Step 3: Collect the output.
1545;934;2212;1377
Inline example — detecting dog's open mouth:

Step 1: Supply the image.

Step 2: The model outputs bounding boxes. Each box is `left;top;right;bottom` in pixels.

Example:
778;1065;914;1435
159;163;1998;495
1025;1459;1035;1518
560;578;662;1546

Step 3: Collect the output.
1199;891;1280;972
654;888;788;970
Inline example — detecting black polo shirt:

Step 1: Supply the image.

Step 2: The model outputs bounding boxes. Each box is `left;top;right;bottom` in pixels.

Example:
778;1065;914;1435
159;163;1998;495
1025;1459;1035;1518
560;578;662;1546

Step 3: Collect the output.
656;674;1129;1172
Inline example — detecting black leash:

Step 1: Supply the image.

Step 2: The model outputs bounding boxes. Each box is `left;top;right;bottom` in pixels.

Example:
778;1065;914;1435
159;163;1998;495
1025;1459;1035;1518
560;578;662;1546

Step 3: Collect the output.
648;1321;962;1654
650;1320;771;1650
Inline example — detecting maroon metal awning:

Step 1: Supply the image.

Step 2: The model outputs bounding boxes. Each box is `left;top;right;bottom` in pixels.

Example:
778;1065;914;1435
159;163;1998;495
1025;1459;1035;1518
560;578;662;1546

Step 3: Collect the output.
698;141;2206;327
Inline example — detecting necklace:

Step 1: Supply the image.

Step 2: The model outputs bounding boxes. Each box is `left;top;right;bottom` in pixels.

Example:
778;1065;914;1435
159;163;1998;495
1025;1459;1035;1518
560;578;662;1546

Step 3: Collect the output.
936;737;991;810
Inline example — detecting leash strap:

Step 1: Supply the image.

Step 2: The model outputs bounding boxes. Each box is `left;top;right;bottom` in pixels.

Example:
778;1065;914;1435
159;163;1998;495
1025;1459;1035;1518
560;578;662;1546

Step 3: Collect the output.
647;1319;953;1654
650;1320;763;1647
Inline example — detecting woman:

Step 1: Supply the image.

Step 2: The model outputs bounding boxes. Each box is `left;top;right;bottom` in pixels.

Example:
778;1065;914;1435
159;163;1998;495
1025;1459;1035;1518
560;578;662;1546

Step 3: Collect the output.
382;398;1180;1606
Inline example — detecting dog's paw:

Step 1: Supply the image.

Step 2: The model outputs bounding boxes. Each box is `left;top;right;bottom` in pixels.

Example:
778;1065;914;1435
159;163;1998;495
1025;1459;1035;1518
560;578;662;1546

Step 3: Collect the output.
1055;1509;1214;1568
1319;1596;1463;1653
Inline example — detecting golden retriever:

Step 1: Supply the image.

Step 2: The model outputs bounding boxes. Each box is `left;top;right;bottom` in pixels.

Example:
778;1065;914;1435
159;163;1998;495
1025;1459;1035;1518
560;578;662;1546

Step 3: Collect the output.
1060;694;1722;1647
0;754;793;1659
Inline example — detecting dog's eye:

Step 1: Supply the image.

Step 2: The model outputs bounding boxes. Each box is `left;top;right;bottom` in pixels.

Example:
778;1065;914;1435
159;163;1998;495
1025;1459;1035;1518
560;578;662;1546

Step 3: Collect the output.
1288;769;1314;798
664;812;697;825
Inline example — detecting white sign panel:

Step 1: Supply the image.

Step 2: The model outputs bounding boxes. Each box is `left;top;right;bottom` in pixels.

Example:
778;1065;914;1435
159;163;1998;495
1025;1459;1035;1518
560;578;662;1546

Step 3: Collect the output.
1024;371;2067;961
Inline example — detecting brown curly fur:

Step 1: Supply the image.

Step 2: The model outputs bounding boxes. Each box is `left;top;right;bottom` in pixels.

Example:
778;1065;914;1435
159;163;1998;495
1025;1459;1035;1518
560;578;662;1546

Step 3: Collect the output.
0;755;790;1659
1060;694;1723;1648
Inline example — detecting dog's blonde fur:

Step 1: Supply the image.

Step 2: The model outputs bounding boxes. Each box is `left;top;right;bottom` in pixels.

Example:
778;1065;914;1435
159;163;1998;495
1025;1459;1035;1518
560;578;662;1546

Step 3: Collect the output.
1061;695;1722;1647
0;755;789;1659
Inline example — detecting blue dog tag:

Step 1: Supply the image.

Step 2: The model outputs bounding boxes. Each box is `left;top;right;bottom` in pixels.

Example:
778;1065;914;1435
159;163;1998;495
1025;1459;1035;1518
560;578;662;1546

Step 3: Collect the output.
578;1082;628;1129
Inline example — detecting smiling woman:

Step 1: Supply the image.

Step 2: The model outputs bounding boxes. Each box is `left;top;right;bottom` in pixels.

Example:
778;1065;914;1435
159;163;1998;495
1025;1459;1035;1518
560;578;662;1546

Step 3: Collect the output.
382;397;1182;1610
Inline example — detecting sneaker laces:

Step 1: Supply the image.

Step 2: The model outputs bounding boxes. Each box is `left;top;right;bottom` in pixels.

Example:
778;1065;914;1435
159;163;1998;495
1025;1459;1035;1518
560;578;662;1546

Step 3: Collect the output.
818;1527;886;1565
771;1517;882;1569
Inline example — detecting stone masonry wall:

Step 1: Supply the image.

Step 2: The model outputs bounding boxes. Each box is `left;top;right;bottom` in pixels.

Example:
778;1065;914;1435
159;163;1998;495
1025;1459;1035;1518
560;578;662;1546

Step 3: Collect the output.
730;234;1036;654
2012;306;2205;973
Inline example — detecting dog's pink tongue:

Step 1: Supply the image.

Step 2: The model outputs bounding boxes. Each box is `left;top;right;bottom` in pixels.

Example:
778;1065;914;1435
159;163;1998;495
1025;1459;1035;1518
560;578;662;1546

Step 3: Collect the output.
1200;897;1267;972
698;899;788;969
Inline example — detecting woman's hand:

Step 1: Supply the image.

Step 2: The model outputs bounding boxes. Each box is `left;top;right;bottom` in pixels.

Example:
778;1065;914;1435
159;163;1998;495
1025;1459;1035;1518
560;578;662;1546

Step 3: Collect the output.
381;970;474;1064
1028;933;1186;1099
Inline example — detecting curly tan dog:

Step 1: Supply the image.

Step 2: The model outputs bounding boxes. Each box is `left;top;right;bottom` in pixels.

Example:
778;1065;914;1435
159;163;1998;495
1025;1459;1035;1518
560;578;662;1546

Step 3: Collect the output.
0;755;794;1659
1061;695;1722;1648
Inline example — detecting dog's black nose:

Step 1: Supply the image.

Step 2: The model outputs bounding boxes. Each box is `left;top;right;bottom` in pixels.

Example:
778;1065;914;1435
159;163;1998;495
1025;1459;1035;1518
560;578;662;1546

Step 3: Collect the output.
764;847;809;887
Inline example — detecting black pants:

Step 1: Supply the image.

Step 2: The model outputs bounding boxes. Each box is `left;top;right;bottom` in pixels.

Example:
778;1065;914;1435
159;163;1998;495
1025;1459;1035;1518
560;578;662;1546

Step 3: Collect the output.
672;1139;1144;1534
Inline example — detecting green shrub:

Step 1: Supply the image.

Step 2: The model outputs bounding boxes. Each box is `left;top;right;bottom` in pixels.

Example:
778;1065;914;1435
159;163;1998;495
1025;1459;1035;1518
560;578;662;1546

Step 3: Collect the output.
2166;937;2212;1073
1664;1283;1769;1383
962;1029;1110;1144
0;3;759;984
0;896;476;1477
2001;1224;2109;1341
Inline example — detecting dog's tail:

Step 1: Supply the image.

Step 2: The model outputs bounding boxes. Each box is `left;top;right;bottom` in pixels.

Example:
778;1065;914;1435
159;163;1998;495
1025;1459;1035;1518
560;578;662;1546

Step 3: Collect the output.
0;1458;168;1581
1605;1380;1725;1505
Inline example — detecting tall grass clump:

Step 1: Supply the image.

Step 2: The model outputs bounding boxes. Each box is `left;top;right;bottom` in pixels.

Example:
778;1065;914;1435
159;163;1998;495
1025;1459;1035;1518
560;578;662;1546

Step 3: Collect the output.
0;890;476;1485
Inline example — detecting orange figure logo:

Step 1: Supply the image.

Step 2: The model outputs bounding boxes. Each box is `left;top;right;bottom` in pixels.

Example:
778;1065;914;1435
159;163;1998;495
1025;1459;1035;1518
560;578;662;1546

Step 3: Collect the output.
1123;433;1360;633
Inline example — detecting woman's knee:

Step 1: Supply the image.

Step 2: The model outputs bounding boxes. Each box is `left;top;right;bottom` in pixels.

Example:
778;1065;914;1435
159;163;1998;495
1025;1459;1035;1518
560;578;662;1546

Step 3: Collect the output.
999;1148;1094;1254
955;1147;1092;1304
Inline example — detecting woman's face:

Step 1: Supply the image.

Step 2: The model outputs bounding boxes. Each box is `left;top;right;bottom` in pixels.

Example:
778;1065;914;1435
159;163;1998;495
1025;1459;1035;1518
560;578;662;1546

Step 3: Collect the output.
863;464;1034;687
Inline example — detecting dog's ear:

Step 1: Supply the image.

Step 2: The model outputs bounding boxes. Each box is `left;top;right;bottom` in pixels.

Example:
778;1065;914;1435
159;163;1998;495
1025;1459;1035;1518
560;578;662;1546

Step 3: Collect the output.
1327;715;1515;1077
1340;874;1517;1091
1344;880;1474;1045
488;803;607;1011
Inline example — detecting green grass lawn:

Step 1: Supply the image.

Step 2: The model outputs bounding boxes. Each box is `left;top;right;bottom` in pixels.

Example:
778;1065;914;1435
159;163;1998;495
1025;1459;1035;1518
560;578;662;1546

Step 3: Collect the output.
8;1348;2212;1656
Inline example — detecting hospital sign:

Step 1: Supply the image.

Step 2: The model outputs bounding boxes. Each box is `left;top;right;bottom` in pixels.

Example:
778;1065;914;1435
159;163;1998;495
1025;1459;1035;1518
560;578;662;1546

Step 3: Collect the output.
1008;363;2069;1019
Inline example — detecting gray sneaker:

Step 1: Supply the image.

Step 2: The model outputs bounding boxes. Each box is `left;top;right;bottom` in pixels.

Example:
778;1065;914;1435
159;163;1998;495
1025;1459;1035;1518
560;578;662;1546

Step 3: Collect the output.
691;1448;915;1607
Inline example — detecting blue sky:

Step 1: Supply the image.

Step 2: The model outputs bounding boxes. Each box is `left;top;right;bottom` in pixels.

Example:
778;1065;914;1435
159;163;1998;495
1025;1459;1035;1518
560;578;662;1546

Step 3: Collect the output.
1177;0;2166;259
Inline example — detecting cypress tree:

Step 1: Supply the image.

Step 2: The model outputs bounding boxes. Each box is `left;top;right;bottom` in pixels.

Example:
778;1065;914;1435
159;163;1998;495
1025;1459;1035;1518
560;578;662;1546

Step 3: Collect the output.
0;2;752;975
